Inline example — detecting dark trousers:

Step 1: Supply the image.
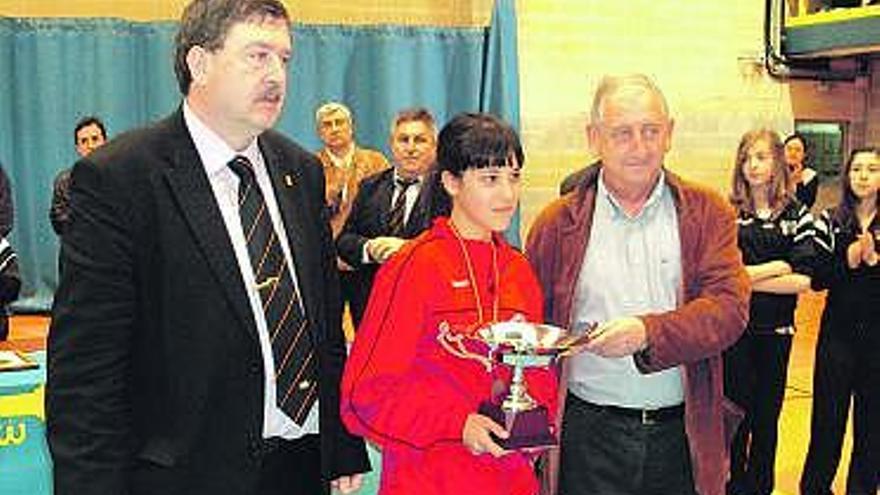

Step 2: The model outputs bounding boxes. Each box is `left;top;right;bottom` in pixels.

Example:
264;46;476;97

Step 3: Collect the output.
131;434;327;495
339;270;353;317
258;434;328;495
801;326;879;495
339;269;365;330
723;332;793;495
559;394;696;495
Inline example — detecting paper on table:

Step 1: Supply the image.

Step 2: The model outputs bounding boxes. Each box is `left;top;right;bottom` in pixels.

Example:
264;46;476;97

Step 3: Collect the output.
0;351;38;372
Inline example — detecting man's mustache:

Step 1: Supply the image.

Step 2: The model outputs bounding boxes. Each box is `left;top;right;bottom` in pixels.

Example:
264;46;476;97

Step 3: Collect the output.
257;85;283;102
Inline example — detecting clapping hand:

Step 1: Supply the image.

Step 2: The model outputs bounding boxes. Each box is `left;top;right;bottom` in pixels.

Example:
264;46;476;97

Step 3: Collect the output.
861;231;878;266
850;231;878;268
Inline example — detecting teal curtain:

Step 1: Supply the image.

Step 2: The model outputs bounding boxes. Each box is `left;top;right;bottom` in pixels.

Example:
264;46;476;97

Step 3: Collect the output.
481;0;521;244
0;0;520;312
284;24;486;152
0;18;180;311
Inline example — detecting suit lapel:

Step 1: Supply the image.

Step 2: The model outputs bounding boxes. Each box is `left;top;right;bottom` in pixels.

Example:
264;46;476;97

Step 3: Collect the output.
161;124;258;343
376;170;395;230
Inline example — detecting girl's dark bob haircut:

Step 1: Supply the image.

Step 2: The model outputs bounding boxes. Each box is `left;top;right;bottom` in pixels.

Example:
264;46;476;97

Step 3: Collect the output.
436;112;524;176
429;113;524;218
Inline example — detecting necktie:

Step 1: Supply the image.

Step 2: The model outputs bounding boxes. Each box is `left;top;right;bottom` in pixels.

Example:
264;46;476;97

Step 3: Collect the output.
387;177;418;237
228;155;317;426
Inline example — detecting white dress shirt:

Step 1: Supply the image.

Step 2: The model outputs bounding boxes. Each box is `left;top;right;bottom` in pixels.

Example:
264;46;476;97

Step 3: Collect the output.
361;170;424;263
183;102;319;439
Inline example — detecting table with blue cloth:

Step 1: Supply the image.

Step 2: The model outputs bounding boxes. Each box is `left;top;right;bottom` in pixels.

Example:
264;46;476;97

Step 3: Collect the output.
0;350;51;495
0;350;383;495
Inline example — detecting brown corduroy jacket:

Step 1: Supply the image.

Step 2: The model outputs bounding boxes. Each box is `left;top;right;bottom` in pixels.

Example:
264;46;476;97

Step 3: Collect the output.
317;146;390;239
526;165;750;495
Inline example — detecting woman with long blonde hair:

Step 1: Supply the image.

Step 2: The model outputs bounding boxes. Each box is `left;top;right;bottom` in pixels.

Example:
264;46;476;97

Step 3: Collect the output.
725;129;816;495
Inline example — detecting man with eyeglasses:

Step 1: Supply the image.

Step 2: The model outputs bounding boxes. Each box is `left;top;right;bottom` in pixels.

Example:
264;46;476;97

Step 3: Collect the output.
46;1;369;494
527;74;750;495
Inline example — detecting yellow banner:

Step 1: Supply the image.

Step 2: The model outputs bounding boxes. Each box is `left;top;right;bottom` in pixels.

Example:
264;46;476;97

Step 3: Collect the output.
0;0;492;26
0;384;45;422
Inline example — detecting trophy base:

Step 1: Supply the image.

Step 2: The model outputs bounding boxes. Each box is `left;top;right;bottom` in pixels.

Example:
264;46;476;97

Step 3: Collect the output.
478;401;557;450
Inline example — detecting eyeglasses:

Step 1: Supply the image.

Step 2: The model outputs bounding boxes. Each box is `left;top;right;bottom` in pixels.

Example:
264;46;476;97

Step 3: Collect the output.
600;123;666;146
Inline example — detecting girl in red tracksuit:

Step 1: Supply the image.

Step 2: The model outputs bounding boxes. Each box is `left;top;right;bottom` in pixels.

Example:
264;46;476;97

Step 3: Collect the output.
341;113;557;495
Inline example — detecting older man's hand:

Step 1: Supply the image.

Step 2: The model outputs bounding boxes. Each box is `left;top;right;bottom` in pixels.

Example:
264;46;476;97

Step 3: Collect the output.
583;317;647;358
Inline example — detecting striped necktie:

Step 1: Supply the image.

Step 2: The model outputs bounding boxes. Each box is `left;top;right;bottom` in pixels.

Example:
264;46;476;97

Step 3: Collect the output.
387;176;418;237
228;155;318;426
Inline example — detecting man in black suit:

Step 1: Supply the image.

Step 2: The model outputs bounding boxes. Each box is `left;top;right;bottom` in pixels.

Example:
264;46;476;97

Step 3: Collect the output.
336;108;437;328
46;2;368;495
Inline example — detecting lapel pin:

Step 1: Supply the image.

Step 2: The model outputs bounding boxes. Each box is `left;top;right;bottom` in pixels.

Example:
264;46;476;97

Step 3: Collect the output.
284;174;295;187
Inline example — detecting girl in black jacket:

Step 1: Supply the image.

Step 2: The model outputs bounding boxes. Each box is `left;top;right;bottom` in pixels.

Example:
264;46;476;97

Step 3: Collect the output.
725;129;816;495
801;148;879;495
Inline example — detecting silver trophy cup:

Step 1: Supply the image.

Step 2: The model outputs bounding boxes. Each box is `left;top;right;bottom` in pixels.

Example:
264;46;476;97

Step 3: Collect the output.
472;320;590;450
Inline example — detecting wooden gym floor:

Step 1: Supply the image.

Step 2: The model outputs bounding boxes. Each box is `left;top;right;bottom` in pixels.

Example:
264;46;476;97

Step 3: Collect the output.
3;290;851;494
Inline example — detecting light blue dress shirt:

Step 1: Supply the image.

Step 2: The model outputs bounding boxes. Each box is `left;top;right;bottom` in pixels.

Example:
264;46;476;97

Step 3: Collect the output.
568;169;685;408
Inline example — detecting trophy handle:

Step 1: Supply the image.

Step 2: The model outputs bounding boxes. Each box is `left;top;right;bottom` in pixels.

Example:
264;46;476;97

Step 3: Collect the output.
436;321;494;372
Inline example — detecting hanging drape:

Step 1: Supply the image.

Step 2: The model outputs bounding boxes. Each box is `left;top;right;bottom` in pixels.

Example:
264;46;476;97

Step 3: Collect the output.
0;0;520;312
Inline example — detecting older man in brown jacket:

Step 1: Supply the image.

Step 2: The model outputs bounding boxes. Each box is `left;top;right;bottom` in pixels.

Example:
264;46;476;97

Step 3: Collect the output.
315;101;389;240
315;102;389;336
527;74;750;495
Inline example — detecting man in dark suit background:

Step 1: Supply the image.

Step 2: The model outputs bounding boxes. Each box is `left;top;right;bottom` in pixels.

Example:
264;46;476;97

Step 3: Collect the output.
50;115;109;236
336;108;437;328
46;1;368;494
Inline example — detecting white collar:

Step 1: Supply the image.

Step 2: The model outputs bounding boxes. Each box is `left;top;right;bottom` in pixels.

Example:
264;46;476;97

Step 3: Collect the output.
393;169;423;186
597;168;667;219
183;101;261;177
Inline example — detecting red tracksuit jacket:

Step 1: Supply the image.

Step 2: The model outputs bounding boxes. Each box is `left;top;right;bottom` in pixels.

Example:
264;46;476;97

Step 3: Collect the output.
341;218;558;495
